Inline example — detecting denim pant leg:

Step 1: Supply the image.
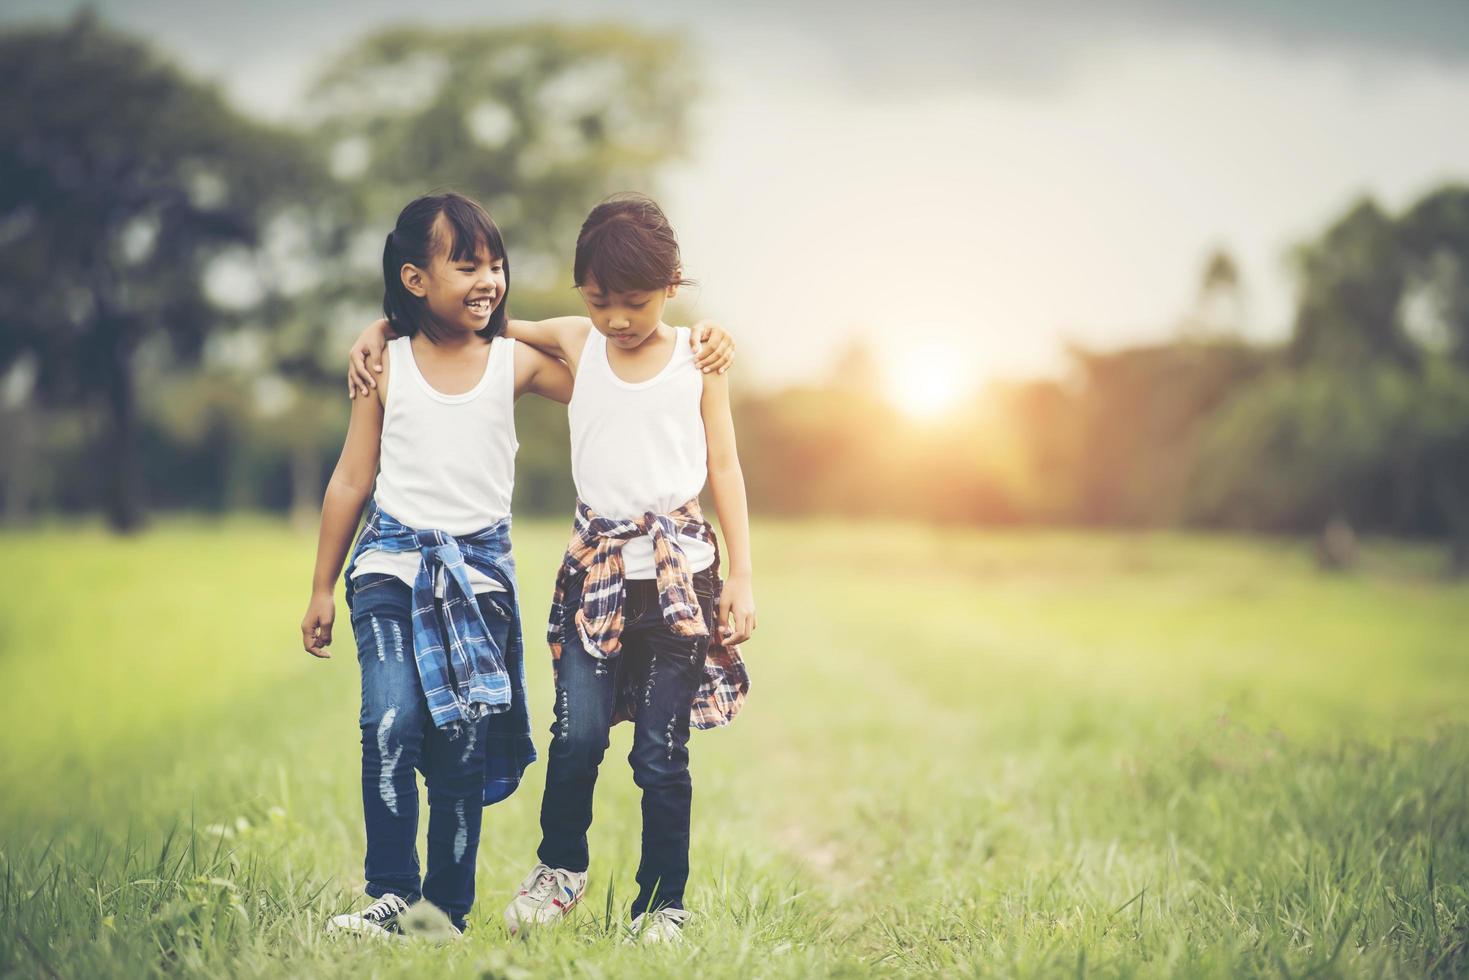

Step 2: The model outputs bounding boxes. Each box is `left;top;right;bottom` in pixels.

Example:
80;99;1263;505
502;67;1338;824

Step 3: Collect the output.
417;593;510;930
624;581;712;917
351;576;429;905
537;577;618;873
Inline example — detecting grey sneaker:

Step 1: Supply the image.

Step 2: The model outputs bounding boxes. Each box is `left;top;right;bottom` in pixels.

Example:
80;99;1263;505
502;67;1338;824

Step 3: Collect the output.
626;906;691;945
503;863;587;934
328;893;411;940
396;899;464;943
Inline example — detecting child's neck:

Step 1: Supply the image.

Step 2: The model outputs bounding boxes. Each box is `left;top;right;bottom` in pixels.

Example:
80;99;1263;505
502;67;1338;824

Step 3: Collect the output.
628;322;674;351
605;322;676;384
415;327;484;353
411;327;492;396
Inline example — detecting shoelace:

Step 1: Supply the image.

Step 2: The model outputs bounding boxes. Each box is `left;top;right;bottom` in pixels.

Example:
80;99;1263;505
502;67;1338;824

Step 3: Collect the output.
524;868;559;902
647;908;690;927
362;894;409;923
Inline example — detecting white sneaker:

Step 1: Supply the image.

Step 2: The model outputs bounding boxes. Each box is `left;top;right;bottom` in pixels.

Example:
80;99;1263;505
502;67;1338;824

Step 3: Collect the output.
328;893;411;941
626;907;691;945
503;863;587;934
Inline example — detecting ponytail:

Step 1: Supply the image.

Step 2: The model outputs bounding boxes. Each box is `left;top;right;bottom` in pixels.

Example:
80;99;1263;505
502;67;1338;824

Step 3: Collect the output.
381;230;413;332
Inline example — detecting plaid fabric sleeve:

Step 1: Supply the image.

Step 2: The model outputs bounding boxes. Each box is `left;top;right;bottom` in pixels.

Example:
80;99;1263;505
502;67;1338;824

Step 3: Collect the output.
545;498;749;729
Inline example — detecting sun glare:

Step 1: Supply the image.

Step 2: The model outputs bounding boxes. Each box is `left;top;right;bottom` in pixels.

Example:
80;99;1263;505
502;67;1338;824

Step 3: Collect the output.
886;344;968;420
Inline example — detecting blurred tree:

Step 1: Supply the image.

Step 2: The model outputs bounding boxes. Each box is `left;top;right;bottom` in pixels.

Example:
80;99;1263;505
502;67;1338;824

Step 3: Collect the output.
1188;365;1416;543
1289;198;1415;369
1393;184;1469;572
1413;357;1469;575
308;22;694;290
1182;247;1246;338
1398;185;1469;366
0;13;323;529
1069;340;1268;526
0;355;40;522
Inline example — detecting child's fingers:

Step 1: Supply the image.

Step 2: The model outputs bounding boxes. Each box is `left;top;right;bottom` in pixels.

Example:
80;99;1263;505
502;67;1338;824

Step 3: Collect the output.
359;350;377;389
302;618;332;658
693;326;734;374
698;335;734;374
709;340;734;374
716;594;734;640
693;321;714;350
692;328;713;367
348;352;376;395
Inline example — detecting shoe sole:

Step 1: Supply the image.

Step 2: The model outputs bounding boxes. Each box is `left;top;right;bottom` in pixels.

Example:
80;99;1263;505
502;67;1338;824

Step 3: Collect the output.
328;915;406;943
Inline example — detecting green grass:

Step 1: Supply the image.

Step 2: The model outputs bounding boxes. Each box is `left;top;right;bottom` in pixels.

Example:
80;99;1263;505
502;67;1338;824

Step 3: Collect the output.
0;519;1466;977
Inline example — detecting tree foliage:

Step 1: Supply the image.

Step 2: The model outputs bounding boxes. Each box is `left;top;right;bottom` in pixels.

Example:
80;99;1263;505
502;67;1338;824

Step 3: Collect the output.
0;13;322;528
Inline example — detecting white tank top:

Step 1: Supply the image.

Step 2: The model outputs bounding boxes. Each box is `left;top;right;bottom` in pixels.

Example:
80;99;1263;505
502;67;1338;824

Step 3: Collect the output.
569;326;715;580
352;334;518;594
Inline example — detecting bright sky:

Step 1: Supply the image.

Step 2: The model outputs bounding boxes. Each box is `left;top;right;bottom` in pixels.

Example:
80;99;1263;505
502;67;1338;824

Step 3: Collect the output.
10;0;1469;398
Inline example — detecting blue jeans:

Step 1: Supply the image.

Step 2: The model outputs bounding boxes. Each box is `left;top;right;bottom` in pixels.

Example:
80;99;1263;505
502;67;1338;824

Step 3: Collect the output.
536;570;715;917
349;573;511;931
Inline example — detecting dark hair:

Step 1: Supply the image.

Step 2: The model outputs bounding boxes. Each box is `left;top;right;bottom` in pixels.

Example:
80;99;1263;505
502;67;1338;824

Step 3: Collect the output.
573;192;695;294
382;192;509;341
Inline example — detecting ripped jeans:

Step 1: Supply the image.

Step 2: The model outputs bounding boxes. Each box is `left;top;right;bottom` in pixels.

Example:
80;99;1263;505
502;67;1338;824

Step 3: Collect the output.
349;573;511;931
536;570;714;917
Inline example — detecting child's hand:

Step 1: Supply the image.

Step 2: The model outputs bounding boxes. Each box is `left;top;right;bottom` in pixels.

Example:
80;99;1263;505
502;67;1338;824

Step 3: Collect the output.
301;592;336;658
716;573;756;646
690;320;735;375
347;319;393;398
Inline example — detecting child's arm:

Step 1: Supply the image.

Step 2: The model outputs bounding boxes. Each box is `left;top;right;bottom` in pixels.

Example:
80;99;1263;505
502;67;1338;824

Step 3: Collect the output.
700;371;756;645
301;388;384;658
346;316;738;396
504;316;594;373
513;341;575;404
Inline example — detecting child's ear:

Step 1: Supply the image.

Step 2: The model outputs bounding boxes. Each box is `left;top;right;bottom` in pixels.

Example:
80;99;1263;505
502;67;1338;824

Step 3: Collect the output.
401;263;428;298
666;268;682;299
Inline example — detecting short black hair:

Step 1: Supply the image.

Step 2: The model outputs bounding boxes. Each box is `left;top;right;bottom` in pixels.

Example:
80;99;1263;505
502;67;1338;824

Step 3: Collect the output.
573;192;694;294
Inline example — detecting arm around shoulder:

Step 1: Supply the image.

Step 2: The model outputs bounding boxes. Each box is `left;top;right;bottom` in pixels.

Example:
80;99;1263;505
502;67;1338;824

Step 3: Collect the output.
348;318;399;399
505;316;591;367
514;340;574;404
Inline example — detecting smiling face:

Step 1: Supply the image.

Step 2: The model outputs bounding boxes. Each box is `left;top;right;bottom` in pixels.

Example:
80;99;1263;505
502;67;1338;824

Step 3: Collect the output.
579;275;676;350
401;213;506;338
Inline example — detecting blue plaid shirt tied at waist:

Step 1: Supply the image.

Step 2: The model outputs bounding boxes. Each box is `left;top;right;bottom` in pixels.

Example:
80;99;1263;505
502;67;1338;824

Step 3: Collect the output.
345;501;535;805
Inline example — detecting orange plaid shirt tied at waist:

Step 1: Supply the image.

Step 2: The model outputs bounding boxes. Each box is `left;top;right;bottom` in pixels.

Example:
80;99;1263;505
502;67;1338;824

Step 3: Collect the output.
547;497;749;729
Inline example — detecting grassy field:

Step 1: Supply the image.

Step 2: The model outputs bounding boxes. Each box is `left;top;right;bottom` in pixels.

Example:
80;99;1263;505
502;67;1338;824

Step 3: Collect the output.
0;519;1466;978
